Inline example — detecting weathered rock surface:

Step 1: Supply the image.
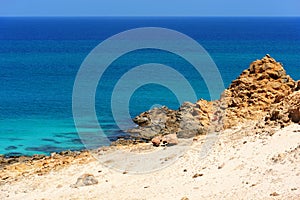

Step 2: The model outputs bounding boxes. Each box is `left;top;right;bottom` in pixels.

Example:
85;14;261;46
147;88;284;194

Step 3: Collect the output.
265;91;300;127
129;106;178;140
176;101;211;138
127;99;217;141
127;98;226;141
221;54;296;128
127;55;299;142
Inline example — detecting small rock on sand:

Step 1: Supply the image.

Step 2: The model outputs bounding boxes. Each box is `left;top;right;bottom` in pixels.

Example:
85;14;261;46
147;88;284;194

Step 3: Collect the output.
70;174;98;188
270;192;279;196
192;173;203;178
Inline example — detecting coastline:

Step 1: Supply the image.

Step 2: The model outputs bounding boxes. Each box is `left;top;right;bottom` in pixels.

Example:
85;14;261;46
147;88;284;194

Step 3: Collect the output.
1;122;299;199
1;55;299;199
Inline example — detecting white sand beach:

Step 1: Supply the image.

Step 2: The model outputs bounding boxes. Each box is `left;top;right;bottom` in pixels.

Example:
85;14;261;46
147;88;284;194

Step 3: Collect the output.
1;122;299;200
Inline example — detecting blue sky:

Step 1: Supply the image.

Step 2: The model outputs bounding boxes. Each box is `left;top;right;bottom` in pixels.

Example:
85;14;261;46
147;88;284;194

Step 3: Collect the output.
1;0;300;17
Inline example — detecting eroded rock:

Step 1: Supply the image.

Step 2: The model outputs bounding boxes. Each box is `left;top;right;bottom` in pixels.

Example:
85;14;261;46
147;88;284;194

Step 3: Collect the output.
264;91;300;127
222;55;296;128
127;55;299;143
127;99;214;141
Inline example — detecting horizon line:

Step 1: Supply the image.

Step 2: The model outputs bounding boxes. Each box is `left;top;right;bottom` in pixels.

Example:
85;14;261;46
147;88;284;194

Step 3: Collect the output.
1;14;300;17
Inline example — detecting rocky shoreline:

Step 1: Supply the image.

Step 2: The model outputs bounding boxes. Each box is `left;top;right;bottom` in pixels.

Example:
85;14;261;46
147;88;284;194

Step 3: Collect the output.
1;55;299;188
126;54;300;145
0;150;94;185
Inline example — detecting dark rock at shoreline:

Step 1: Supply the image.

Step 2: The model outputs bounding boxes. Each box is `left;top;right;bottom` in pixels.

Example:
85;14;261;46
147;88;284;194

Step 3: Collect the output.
127;104;200;140
128;106;178;140
127;98;226;142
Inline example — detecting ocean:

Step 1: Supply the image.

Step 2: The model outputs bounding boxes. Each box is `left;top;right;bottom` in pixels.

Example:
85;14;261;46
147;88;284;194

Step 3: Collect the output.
0;17;299;156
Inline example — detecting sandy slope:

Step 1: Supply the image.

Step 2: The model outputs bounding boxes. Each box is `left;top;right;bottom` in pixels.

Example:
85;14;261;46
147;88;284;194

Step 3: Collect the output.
1;123;299;200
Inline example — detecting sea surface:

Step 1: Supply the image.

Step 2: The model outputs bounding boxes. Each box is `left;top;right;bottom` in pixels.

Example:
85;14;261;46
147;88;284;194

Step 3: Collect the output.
0;17;299;156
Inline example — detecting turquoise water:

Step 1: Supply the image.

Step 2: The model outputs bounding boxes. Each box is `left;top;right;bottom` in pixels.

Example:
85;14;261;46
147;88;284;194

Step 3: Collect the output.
0;17;299;156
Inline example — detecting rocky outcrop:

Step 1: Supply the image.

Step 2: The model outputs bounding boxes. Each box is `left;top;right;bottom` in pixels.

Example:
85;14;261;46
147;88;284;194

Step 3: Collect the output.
127;98;227;141
222;54;296;128
127;99;217;140
127;54;299;143
129;106;178;140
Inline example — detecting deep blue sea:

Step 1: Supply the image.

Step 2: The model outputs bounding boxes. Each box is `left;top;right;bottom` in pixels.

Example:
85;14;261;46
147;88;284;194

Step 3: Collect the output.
0;17;299;156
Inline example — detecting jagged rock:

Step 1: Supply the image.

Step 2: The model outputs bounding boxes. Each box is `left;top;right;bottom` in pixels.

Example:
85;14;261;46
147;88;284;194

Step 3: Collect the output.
222;55;296;128
128;96;226;142
71;174;98;188
264;91;300;127
128;100;214;141
127;55;299;143
128;106;178;140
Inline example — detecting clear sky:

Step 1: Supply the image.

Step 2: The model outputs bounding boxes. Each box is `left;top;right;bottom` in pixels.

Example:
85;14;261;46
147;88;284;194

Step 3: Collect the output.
1;0;300;17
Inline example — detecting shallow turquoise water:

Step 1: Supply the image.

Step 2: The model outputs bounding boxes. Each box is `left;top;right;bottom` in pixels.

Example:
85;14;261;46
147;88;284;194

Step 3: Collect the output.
0;17;299;156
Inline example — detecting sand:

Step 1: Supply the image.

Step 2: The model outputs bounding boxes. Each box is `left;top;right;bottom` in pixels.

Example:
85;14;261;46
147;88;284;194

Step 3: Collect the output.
0;123;299;200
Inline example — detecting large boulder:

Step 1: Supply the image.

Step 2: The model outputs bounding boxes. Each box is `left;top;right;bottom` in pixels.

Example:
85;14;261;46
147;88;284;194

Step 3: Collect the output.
128;106;178;140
